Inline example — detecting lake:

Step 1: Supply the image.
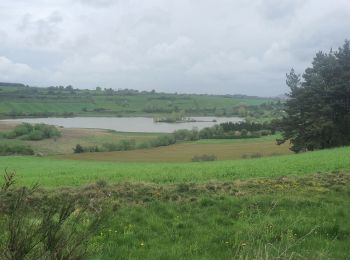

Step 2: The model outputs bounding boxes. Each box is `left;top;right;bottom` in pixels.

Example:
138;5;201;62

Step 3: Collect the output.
2;116;243;133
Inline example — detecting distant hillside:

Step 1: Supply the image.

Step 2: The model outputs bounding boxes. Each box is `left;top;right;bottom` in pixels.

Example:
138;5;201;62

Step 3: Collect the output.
0;82;26;87
0;84;279;119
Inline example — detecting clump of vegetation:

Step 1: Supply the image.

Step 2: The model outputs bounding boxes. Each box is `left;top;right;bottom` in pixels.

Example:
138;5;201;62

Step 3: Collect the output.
74;135;176;153
102;139;136;151
73;144;84;153
173;129;200;141
149;135;176;147
4;123;61;141
0;169;103;259
0;144;34;155
153;111;188;123
72;122;276;154
192;154;217;162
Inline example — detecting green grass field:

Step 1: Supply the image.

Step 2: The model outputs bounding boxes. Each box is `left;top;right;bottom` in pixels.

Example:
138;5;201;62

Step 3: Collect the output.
1;148;349;259
86;174;350;259
1;146;349;187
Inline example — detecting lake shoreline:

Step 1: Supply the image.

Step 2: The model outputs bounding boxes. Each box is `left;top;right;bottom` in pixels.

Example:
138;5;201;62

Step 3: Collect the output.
0;116;243;133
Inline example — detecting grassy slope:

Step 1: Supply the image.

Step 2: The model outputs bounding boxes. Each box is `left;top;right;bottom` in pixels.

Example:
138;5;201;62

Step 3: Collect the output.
1;146;349;187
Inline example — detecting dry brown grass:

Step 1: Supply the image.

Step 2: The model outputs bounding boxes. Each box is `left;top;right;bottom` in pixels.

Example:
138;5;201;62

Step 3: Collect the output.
59;140;291;163
0;121;18;131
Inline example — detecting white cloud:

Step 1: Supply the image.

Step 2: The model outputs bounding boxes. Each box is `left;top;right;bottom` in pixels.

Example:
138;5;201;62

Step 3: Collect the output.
0;0;349;95
0;56;32;75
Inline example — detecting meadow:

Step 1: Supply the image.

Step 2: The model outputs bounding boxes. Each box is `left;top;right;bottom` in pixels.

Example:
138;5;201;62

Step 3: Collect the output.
1;146;349;187
1;148;350;259
86;173;350;259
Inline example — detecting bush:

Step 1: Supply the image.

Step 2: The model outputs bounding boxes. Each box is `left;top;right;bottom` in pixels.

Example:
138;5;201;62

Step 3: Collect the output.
0;144;34;156
102;139;136;152
0;170;103;259
25;129;45;140
173;129;199;141
84;146;100;152
33;123;61;138
73;144;84;153
191;154;217;162
5;123;61;141
13;123;33;137
150;135;176;147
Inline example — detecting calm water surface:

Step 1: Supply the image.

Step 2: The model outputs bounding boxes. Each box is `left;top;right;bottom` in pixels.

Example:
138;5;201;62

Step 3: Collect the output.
2;116;243;133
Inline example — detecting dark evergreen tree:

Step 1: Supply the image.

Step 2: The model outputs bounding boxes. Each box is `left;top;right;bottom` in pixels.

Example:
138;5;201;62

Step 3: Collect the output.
278;40;350;152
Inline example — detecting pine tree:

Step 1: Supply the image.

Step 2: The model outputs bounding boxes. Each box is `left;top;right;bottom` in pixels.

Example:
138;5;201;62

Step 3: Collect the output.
278;40;350;152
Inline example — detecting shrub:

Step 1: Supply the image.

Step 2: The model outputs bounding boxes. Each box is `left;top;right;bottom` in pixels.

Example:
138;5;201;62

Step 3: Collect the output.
73;144;84;153
33;123;61;138
0;170;103;259
173;129;199;141
151;135;176;147
102;139;136;152
191;154;217;162
25;129;45;140
5;123;61;141
13;123;33;137
84;146;100;152
0;144;34;156
136;142;151;149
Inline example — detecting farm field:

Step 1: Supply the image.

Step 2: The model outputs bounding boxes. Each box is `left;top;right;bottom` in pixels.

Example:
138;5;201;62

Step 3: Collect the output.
61;137;291;162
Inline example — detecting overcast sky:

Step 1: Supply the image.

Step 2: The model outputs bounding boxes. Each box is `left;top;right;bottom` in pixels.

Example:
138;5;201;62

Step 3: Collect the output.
0;0;349;96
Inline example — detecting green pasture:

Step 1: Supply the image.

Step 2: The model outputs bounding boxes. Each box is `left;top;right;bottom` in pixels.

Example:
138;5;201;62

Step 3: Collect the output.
1;146;349;187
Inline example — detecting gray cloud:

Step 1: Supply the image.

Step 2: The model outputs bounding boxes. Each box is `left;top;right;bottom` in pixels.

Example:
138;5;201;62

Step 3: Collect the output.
77;0;118;8
0;0;349;96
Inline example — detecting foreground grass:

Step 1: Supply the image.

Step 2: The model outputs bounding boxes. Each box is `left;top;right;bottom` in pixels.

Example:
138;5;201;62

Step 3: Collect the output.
88;175;350;259
2;173;349;259
1;146;350;187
